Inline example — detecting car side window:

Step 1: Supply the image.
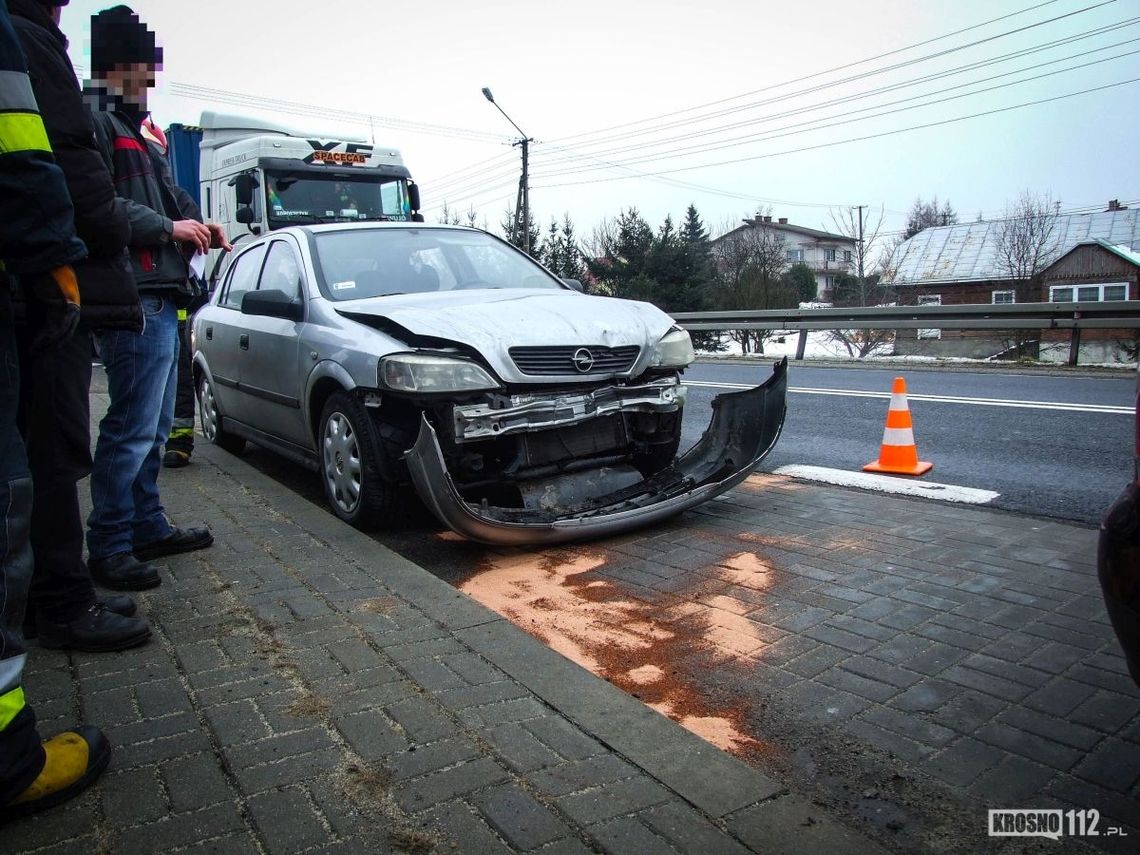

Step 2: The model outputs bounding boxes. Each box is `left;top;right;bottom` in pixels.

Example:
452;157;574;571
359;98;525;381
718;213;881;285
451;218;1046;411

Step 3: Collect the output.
220;244;268;309
259;241;303;301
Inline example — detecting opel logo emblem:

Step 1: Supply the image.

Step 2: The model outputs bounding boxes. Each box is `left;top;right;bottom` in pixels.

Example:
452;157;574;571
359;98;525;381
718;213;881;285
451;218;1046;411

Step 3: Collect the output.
572;348;595;373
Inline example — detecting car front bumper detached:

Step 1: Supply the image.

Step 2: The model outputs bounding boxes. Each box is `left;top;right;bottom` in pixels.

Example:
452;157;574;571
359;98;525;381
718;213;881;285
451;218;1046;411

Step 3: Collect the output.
404;358;788;545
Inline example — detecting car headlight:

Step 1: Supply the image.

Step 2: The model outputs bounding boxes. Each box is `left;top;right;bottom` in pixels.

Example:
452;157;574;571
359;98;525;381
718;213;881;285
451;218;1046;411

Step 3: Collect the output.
379;354;500;393
649;327;695;368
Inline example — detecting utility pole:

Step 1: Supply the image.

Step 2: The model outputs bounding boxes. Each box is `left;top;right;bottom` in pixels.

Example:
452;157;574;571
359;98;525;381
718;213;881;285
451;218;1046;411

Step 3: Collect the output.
482;87;534;255
855;204;866;284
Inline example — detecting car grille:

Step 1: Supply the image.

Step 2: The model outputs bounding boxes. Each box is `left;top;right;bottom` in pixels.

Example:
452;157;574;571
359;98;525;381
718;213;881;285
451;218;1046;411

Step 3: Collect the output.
510;345;640;376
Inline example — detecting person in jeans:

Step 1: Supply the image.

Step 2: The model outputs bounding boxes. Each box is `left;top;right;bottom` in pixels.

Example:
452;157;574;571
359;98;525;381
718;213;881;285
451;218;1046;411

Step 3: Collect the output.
84;5;230;589
0;0;111;819
9;0;151;652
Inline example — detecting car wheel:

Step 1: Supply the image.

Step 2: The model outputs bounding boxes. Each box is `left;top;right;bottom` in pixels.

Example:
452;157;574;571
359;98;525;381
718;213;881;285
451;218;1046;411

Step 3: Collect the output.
198;373;246;454
319;391;398;530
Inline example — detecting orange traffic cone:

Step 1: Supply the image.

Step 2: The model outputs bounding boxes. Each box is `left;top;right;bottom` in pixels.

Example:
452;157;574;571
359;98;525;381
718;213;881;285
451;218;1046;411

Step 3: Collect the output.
863;376;933;476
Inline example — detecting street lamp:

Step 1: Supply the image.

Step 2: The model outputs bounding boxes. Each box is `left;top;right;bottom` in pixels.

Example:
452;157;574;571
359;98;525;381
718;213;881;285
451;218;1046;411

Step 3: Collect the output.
482;87;534;254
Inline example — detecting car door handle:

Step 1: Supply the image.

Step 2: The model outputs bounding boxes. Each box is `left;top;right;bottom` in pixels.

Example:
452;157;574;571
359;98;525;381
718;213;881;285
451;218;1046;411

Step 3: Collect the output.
239;334;249;350
205;326;212;340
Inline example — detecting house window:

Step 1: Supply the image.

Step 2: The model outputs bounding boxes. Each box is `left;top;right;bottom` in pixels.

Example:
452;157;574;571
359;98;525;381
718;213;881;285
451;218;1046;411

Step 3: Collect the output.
992;290;1015;304
917;294;941;339
844;250;852;263
824;248;836;262
1050;283;1130;303
786;249;804;262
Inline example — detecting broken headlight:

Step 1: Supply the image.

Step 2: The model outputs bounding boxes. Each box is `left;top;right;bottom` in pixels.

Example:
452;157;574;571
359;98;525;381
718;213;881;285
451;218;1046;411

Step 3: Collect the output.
379;354;500;393
649;327;695;368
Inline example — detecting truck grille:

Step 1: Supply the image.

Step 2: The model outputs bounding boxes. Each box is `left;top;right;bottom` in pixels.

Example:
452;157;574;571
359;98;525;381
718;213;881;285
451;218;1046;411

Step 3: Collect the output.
510;345;640;376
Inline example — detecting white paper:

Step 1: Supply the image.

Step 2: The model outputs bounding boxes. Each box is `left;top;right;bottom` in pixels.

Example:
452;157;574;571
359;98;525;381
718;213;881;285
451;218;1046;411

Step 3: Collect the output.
189;251;207;280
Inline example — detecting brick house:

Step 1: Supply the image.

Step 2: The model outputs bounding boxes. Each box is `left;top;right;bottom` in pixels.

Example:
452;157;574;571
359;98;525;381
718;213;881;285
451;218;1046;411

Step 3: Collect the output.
885;205;1140;361
713;215;858;300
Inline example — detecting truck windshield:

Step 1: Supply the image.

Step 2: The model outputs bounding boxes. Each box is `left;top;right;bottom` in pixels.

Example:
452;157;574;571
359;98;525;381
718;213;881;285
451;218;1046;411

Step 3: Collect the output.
266;173;409;226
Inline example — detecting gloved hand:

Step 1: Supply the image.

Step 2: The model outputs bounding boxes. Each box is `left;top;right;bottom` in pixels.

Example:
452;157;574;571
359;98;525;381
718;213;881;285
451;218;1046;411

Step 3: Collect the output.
32;265;82;353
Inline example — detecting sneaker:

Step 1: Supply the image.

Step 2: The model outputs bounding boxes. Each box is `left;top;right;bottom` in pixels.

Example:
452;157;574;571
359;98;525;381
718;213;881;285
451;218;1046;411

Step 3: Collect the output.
89;552;161;591
163;449;191;468
0;726;111;822
24;594;137;640
133;526;213;562
36;603;151;652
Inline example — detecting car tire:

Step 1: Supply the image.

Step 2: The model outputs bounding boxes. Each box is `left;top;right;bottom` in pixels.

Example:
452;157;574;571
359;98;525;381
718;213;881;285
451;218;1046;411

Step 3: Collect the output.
198;373;247;454
319;391;398;530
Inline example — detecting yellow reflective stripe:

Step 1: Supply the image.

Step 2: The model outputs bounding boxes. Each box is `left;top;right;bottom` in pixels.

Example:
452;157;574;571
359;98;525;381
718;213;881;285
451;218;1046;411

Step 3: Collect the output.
0;686;28;732
177;309;188;321
0;111;52;155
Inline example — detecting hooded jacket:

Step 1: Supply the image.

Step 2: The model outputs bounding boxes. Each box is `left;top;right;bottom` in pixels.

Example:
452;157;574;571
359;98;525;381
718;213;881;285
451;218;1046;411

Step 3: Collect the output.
8;0;141;331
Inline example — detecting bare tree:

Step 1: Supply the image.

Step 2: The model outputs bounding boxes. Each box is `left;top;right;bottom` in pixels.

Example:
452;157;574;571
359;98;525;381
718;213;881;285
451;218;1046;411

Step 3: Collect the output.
993;191;1062;358
825;205;897;358
437;201;462;225
710;221;795;354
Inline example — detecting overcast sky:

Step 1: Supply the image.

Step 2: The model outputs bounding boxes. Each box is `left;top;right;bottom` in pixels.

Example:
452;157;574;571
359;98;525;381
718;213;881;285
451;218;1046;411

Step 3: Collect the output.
57;0;1140;252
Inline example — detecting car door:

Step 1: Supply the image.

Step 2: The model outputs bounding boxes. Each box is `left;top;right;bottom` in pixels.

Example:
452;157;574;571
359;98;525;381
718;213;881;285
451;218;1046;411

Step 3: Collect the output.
201;241;267;420
236;237;310;447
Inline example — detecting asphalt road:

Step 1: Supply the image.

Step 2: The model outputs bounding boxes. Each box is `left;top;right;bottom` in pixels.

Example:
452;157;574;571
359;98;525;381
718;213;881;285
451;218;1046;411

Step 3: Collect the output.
681;360;1138;526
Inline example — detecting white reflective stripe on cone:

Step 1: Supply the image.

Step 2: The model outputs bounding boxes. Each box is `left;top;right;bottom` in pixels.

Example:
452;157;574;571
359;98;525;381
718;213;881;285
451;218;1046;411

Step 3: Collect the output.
890;393;910;411
881;427;916;445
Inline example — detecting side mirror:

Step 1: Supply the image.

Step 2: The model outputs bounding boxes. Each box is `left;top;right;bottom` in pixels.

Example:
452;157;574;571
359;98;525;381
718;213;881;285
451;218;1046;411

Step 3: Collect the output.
407;181;421;214
562;278;584;293
235;206;255;225
241;288;303;321
232;172;258;205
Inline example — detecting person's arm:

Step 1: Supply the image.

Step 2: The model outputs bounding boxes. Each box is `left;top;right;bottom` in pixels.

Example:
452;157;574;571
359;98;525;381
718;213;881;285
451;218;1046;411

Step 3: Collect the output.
14;23;129;258
0;8;85;275
88;111;174;248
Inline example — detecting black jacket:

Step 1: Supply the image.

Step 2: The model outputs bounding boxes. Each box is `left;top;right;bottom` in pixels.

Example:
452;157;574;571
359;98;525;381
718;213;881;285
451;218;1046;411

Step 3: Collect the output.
0;2;85;280
89;104;199;295
9;0;141;331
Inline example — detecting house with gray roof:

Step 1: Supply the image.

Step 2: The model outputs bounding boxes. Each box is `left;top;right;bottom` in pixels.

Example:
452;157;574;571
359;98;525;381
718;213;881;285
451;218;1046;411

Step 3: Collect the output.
884;205;1140;361
713;214;858;300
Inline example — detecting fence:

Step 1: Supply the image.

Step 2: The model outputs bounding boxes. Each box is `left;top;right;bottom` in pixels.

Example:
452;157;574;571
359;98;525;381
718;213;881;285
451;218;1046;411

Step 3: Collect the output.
671;301;1140;366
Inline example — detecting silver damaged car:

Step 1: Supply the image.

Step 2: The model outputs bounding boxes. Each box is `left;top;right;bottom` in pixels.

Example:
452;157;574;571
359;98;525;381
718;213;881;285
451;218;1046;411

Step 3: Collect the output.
191;223;787;545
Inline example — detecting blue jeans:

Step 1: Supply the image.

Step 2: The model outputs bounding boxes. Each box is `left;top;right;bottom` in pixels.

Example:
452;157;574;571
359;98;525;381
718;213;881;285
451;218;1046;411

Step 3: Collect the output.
87;293;178;560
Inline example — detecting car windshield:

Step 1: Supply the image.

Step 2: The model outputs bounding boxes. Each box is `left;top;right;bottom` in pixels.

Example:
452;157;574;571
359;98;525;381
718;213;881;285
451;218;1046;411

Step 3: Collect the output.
313;228;565;301
266;173;409;226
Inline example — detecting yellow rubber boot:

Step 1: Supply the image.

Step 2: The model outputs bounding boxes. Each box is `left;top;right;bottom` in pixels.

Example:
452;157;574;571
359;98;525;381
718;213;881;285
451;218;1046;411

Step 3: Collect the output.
1;726;110;822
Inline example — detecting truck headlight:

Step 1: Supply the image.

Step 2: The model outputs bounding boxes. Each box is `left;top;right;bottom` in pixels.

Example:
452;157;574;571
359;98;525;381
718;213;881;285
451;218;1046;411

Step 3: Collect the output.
649;328;695;368
379;354;500;392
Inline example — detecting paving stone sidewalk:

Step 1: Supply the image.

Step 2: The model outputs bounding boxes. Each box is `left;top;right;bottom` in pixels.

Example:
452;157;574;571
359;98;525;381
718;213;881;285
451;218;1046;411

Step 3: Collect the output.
8;434;885;854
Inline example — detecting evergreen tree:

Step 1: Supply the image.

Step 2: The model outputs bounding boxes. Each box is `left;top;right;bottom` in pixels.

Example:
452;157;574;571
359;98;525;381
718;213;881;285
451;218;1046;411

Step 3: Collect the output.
585;208;654;298
500;204;541;257
783;262;818;303
904;196;958;238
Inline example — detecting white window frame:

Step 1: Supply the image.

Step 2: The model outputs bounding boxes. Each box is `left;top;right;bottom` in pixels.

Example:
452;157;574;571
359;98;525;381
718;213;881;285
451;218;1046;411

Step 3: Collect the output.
917;294;941;339
786;248;804;263
1050;283;1130;303
844;250;852;263
823;248;837;262
992;290;1015;305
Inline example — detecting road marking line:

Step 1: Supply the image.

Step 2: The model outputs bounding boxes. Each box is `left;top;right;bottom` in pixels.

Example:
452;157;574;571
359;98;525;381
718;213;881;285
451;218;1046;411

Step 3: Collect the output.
772;465;1001;505
684;381;1133;415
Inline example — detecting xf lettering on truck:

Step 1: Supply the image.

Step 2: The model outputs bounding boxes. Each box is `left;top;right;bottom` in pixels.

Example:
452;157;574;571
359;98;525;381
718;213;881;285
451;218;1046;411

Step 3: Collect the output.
305;140;373;166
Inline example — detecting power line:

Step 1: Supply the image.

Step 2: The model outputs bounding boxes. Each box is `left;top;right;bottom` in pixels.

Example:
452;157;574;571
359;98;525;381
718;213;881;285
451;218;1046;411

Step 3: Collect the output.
535;17;1140;169
548;0;1115;147
532;44;1139;179
532;76;1140;189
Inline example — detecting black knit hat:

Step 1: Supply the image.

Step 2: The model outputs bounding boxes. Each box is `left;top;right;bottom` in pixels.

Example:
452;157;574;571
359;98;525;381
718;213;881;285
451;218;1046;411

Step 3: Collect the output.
90;5;162;76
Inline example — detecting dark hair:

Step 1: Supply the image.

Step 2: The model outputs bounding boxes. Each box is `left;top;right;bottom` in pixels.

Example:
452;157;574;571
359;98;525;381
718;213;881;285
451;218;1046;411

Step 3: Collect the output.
90;5;162;76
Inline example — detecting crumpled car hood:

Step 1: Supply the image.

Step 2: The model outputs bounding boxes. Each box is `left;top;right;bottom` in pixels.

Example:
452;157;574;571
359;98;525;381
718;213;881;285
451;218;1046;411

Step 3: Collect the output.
404;358;788;545
336;290;675;379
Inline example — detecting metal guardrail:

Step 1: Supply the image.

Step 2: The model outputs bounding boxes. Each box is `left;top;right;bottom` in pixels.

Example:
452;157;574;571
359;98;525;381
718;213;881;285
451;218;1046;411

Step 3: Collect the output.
671;301;1140;365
